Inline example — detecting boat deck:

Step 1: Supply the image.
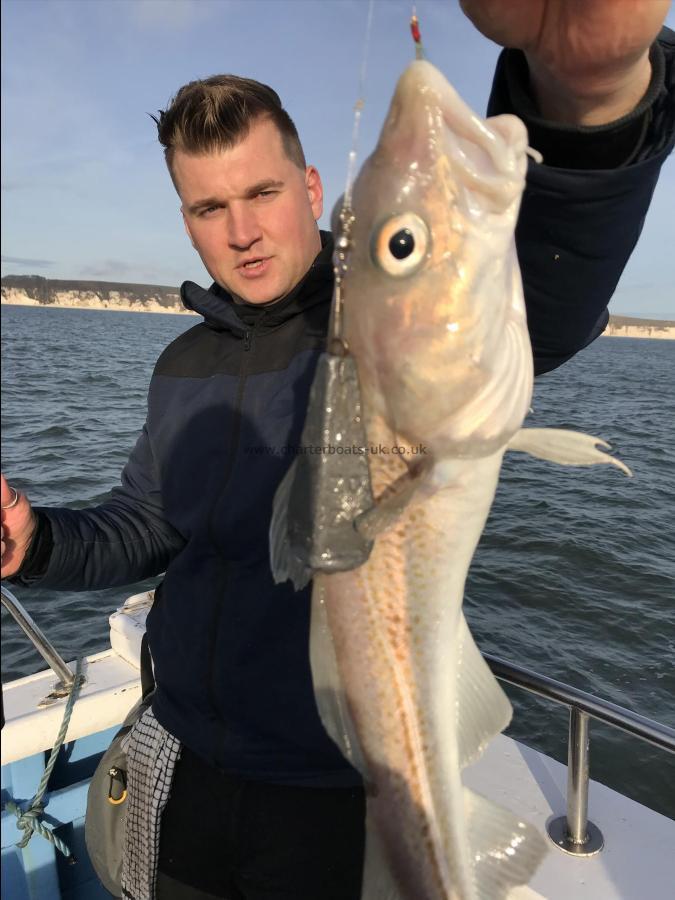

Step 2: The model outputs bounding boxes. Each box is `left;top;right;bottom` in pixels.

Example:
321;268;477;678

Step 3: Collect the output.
464;733;675;899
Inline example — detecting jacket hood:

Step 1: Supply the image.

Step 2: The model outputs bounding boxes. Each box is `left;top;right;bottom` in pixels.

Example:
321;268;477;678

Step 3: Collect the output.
180;231;334;336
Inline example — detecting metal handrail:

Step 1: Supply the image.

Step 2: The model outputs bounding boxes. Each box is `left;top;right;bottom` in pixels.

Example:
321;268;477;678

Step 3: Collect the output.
485;653;675;752
484;651;675;856
1;584;76;689
2;580;672;854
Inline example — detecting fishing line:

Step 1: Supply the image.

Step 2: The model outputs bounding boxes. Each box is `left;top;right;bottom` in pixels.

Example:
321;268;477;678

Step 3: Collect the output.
342;0;375;210
331;0;375;351
270;1;378;585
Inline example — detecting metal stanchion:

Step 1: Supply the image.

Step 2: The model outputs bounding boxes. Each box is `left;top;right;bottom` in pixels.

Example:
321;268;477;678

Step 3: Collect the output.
547;706;604;856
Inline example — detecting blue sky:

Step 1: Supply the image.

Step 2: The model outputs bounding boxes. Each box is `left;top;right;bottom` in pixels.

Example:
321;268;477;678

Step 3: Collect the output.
2;0;673;318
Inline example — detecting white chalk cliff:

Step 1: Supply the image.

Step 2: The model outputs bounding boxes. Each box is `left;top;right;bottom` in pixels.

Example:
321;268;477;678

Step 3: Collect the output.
2;276;673;336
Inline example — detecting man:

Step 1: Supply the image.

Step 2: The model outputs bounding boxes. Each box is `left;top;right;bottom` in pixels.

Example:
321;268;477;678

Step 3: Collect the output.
2;3;674;898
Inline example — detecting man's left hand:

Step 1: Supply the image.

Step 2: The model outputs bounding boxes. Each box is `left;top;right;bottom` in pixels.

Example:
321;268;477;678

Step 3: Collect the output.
460;0;671;124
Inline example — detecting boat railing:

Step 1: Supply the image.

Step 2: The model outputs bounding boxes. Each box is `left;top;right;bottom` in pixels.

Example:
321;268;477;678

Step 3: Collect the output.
1;585;78;694
3;581;674;858
484;652;675;856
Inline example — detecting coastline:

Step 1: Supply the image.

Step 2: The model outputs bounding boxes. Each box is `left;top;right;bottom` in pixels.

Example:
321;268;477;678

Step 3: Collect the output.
1;295;196;317
2;294;674;337
602;324;675;340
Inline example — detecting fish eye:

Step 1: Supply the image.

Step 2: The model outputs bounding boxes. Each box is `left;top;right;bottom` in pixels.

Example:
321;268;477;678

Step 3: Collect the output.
372;213;430;277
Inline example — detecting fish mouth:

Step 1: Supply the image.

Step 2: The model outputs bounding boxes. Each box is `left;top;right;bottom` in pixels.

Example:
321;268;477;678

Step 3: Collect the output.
382;60;529;214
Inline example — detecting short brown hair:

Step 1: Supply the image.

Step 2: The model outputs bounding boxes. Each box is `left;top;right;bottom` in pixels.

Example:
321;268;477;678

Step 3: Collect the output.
152;74;306;183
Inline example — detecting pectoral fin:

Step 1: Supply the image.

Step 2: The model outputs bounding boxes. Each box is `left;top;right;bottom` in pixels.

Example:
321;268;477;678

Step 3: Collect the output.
354;464;430;542
356;452;495;544
269;458;309;587
507;428;632;476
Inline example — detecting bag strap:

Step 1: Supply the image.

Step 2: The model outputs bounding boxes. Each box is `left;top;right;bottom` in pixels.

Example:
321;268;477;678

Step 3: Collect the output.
140;633;155;700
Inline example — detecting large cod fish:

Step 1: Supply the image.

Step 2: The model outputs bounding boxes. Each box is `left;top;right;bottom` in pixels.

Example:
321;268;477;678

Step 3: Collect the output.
275;60;629;900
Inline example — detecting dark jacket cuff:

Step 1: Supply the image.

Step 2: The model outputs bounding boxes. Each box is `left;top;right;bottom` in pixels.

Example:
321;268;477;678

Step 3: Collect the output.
488;28;673;169
8;511;54;586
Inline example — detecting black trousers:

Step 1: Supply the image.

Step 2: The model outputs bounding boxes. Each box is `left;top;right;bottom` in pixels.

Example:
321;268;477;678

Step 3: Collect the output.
157;746;366;900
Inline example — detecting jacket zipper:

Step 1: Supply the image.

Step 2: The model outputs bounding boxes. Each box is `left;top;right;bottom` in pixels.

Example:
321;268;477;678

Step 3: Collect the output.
209;325;255;532
206;322;258;735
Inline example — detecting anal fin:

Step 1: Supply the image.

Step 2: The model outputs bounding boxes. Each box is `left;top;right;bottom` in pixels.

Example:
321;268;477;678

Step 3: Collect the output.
309;583;369;777
360;807;406;900
310;589;404;900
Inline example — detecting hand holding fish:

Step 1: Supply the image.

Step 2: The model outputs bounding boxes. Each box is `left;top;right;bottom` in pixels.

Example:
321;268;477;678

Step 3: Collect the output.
1;473;37;579
459;0;671;124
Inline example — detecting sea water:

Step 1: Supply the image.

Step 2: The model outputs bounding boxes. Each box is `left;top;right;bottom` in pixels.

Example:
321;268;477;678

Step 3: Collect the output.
1;304;674;817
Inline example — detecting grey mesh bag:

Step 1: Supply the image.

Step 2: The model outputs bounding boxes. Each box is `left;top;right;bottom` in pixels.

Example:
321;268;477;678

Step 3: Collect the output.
85;635;154;897
85;692;154;897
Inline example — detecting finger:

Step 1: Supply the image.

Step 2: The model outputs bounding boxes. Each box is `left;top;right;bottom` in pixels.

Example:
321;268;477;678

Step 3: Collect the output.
0;473;20;509
1;474;23;512
0;473;13;506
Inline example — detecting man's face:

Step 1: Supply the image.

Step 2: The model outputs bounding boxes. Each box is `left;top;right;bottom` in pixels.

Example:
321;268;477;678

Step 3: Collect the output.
175;117;323;305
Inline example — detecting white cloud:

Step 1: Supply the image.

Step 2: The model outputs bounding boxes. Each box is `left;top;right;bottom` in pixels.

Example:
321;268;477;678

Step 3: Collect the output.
78;258;179;284
1;255;55;268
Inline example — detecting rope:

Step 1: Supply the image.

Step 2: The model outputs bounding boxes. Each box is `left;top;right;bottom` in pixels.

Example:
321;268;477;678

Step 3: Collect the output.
4;657;85;862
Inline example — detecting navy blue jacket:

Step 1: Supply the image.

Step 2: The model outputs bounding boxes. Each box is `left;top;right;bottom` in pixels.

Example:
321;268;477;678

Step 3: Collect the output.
18;33;675;785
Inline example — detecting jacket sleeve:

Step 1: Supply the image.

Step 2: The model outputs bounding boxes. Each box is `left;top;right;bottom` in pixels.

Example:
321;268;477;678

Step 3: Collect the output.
488;27;675;375
13;423;185;591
